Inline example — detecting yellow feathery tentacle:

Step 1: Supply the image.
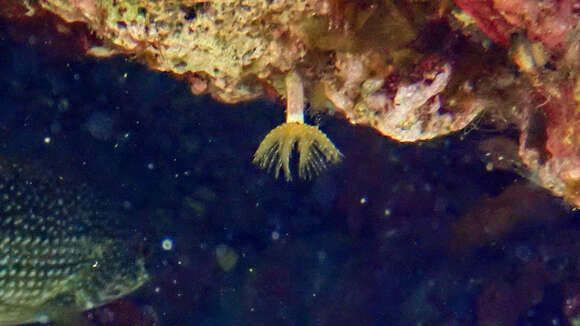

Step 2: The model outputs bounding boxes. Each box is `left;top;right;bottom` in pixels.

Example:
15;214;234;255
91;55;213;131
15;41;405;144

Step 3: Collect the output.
253;123;342;181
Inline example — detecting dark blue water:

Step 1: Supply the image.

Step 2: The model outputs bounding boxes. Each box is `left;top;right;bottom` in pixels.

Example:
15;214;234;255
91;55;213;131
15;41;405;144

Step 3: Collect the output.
0;19;577;326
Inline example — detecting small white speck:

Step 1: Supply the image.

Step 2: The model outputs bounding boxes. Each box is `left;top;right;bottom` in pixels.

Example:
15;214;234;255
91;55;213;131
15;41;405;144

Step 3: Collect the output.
43;137;51;144
161;238;174;251
360;197;367;205
122;201;132;210
486;162;494;171
271;231;280;240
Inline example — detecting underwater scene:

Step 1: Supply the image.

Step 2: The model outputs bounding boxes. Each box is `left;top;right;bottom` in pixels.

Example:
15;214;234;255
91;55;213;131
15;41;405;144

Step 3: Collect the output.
2;0;580;325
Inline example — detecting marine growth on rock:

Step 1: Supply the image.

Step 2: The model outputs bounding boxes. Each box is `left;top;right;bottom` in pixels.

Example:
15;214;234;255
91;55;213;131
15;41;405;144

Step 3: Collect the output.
253;71;342;181
4;0;580;206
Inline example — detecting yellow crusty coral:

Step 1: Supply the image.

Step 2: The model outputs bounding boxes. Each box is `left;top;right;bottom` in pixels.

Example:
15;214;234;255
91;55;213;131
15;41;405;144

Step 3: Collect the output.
253;72;342;181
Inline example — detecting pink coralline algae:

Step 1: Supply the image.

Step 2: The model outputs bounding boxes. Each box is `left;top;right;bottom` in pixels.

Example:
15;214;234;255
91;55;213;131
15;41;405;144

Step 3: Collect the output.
6;0;580;203
448;0;580;205
453;0;576;49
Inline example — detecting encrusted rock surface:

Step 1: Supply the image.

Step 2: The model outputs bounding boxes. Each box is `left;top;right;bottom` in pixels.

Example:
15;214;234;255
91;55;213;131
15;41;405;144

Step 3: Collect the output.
21;0;485;143
7;0;580;207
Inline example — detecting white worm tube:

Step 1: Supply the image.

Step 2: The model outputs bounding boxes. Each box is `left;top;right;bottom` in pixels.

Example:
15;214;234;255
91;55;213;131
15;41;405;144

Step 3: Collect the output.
285;71;305;124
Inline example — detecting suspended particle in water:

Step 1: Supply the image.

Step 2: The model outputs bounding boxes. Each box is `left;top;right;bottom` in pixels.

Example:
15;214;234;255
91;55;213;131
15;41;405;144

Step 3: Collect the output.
215;244;238;272
161;238;174;251
85;111;114;141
